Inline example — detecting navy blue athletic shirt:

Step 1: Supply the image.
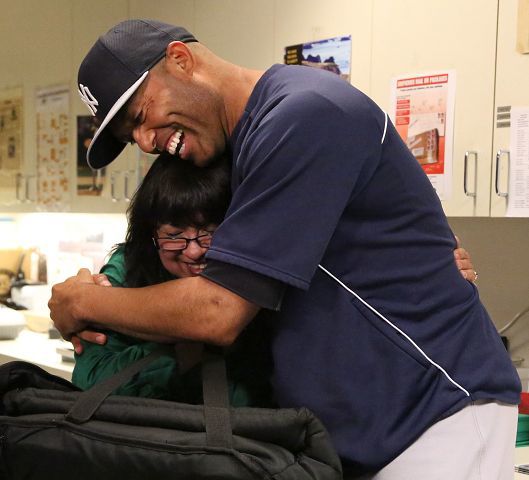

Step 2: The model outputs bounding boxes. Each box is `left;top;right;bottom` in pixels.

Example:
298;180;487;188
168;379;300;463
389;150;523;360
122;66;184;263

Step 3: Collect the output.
204;64;520;475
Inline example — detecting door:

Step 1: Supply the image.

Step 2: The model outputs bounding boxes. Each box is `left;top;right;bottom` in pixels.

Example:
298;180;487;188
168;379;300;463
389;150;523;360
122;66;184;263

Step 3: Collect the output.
490;0;529;216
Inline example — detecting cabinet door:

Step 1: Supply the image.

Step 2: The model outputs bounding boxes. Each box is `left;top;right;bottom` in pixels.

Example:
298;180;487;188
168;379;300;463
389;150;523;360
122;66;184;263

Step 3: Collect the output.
193;0;275;69
0;172;37;211
490;0;529;216
0;0;71;213
71;144;140;214
68;0;133;214
370;0;498;216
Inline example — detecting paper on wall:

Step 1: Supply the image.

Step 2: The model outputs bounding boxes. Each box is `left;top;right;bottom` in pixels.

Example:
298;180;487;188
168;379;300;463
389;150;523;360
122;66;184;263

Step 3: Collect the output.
389;70;456;201
36;85;70;210
0;87;23;189
506;107;529;217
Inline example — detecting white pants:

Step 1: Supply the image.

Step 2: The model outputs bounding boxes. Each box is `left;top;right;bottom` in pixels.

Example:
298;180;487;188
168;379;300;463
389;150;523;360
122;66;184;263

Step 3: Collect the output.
353;400;518;480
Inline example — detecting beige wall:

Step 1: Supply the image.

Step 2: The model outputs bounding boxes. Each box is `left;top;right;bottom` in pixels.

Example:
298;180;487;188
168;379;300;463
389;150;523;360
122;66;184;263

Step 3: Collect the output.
448;217;529;364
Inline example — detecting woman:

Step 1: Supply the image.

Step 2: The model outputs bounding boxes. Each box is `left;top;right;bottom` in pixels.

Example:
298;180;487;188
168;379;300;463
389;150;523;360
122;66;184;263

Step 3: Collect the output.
72;153;274;407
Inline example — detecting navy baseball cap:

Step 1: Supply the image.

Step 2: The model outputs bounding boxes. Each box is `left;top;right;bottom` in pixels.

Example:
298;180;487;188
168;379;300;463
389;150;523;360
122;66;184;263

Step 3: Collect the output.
77;19;197;169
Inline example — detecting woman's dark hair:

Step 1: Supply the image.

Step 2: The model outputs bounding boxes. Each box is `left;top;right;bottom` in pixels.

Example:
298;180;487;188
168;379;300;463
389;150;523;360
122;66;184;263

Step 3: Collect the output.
123;153;231;287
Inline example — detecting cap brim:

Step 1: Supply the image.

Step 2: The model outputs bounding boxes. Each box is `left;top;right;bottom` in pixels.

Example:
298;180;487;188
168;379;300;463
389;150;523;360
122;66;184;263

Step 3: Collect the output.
86;129;128;170
86;71;149;170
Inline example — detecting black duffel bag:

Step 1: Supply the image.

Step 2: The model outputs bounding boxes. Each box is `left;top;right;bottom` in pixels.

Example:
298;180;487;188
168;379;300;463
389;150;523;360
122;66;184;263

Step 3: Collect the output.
0;348;342;479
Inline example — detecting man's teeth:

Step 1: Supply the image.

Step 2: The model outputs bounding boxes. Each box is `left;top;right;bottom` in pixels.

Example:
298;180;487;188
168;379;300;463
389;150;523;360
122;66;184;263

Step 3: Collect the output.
167;130;183;155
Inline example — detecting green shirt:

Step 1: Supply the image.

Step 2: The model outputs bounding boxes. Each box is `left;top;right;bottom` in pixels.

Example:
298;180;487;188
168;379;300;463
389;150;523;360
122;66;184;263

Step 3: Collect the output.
72;247;274;407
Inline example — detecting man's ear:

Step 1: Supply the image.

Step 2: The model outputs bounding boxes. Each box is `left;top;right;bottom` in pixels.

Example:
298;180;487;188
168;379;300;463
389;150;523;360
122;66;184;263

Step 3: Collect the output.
165;41;195;75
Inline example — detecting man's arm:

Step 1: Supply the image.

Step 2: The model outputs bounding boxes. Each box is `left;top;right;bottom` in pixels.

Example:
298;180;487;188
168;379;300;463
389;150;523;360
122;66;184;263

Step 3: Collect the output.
49;268;260;346
56;240;476;351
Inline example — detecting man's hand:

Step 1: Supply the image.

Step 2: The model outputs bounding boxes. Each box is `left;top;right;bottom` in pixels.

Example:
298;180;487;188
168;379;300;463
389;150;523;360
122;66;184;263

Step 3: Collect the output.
454;236;478;283
48;268;96;341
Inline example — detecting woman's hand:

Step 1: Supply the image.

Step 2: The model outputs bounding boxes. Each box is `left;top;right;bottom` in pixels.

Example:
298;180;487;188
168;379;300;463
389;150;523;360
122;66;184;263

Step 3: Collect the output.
454;236;478;283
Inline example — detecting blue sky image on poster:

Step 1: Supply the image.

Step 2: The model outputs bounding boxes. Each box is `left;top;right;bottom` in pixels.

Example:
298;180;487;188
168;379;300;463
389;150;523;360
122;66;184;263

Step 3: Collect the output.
284;35;351;81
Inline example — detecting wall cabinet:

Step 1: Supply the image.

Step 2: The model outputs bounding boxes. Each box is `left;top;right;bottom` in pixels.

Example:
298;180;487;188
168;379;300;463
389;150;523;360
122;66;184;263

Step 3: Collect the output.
369;0;499;217
66;0;134;214
0;0;71;213
0;170;38;212
69;145;141;214
490;0;529;216
368;0;529;218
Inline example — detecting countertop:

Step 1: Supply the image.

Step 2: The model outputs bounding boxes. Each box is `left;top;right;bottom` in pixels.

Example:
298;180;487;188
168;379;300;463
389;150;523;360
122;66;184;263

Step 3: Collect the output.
0;328;73;380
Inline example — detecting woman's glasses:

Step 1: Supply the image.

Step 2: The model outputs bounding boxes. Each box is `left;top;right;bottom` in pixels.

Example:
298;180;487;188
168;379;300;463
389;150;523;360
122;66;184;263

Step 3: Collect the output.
152;232;213;252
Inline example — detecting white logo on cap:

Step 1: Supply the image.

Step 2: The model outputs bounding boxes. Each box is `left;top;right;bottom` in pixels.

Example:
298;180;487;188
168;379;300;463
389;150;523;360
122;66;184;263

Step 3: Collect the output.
78;84;99;116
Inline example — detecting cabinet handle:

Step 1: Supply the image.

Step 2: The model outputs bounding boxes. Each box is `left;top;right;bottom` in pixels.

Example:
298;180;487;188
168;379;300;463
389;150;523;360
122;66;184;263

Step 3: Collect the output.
494;149;510;198
463;151;478;198
123;170;133;203
110;171;120;202
24;175;30;203
25;174;37;203
15;173;24;202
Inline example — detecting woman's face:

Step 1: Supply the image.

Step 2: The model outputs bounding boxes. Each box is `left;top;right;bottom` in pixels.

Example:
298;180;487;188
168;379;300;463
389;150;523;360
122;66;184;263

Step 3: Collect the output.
154;223;218;278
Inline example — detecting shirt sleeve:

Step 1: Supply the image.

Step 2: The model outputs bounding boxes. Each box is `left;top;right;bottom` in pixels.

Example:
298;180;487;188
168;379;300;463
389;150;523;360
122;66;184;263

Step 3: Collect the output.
75;247;179;398
201;259;286;310
99;247;127;286
207;90;384;289
72;334;178;398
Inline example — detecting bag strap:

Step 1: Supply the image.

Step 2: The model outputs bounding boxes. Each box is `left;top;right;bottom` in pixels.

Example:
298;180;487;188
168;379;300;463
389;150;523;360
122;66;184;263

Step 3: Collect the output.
65;348;169;423
65;344;234;448
202;346;233;448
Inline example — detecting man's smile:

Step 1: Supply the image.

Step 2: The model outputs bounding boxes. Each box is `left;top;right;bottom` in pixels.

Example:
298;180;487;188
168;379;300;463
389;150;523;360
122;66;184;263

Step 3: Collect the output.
165;129;185;156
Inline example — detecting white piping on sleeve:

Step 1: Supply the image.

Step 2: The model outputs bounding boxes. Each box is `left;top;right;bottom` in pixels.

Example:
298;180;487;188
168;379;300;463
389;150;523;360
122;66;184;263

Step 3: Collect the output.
381;111;388;144
318;264;470;397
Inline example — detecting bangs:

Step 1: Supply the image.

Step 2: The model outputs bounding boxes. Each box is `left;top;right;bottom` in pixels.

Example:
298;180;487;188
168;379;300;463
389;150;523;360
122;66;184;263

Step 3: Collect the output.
152;182;224;228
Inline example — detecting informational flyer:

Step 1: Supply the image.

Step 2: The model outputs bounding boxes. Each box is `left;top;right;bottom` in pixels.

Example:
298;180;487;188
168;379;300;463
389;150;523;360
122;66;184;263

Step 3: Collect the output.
506;107;529;217
36;85;70;209
284;35;352;82
0;87;23;188
389;70;456;200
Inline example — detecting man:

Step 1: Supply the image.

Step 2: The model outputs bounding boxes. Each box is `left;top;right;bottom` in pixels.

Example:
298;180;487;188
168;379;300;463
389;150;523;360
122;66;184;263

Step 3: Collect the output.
50;20;519;479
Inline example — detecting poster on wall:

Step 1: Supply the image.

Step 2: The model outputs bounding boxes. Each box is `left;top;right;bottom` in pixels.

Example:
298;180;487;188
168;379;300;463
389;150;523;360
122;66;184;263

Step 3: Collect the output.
77;115;105;196
0;87;23;188
506;107;529;217
389;70;456;201
284;35;352;82
36;85;70;210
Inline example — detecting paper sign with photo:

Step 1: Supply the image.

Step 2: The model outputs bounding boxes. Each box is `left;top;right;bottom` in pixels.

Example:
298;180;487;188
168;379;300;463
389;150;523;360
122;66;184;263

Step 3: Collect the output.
390;71;456;201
